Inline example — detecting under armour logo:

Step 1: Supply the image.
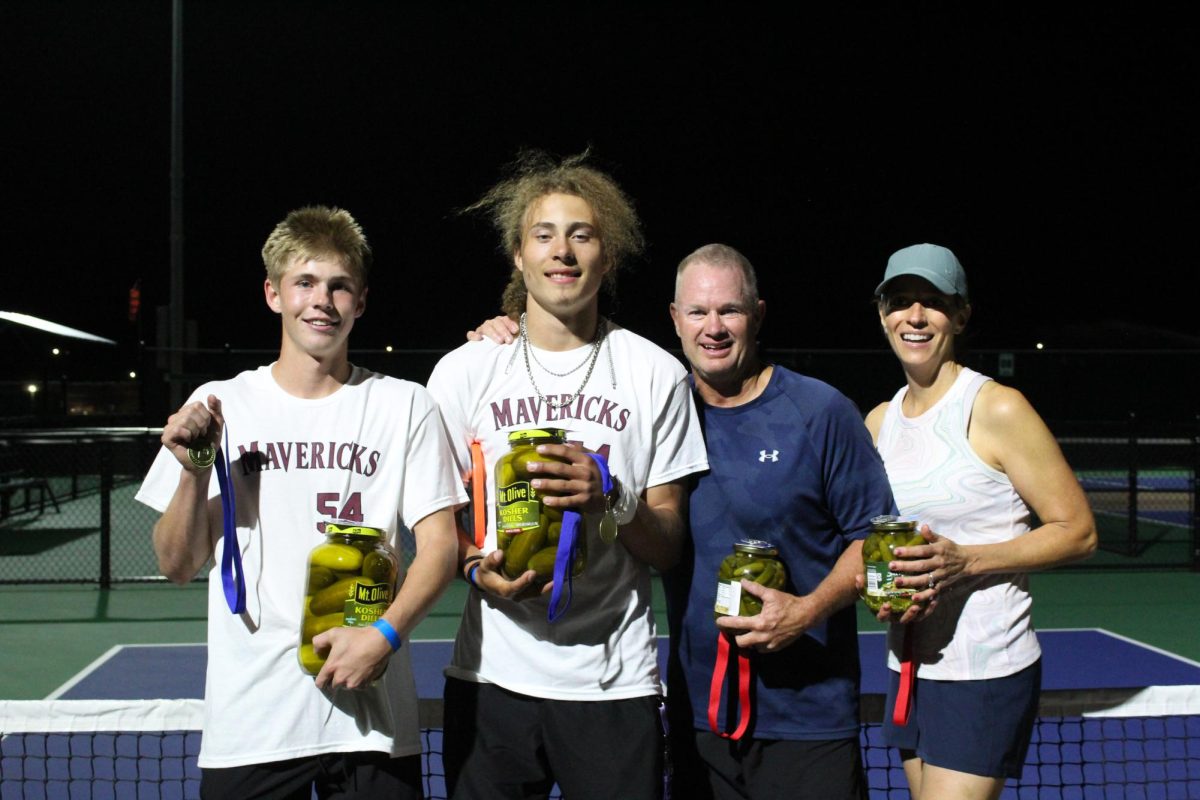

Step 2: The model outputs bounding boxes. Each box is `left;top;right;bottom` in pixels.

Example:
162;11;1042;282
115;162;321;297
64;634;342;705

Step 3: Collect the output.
758;450;780;462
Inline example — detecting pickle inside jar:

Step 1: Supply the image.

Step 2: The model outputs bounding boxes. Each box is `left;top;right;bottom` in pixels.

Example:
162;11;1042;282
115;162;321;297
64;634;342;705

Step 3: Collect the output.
860;528;919;615
361;551;394;583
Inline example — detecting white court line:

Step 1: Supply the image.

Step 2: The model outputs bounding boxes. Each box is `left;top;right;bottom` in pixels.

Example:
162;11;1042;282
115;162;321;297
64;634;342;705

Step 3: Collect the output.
45;645;125;701
1088;626;1200;668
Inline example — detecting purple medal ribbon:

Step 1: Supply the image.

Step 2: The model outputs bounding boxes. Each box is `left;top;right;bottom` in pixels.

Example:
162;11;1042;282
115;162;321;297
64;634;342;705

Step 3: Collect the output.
547;452;612;623
216;425;245;614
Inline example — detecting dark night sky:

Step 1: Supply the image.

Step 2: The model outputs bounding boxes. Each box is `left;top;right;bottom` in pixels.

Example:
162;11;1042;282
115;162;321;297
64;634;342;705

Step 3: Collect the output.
2;2;1197;386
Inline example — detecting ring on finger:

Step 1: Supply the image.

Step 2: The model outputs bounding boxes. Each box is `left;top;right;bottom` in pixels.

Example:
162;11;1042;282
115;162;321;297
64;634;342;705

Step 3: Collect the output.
927;572;937;590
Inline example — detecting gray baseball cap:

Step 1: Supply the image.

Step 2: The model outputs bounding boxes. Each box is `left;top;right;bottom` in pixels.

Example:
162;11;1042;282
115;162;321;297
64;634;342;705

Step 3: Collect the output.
875;243;968;300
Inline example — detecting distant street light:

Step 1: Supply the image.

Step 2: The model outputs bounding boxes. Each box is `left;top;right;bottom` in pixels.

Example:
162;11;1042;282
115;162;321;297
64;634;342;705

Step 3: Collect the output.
0;311;116;344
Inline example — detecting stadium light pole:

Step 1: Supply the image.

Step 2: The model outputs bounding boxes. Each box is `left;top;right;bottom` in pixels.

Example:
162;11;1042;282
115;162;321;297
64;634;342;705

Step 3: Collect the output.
168;0;185;409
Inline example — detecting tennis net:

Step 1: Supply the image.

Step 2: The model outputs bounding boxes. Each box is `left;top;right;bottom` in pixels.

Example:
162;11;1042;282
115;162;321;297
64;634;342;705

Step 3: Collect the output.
3;690;1199;799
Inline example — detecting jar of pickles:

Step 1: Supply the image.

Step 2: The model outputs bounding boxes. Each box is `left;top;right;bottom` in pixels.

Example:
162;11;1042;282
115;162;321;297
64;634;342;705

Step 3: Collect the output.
861;515;923;614
298;524;399;676
495;428;586;582
713;539;786;619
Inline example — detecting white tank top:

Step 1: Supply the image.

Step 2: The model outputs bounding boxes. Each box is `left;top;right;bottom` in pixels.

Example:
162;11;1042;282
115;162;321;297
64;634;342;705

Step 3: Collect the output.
877;367;1041;680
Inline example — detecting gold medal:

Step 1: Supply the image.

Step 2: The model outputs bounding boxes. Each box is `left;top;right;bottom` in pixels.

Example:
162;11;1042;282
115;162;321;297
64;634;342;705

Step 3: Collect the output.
599;477;620;544
599;510;619;544
187;441;217;469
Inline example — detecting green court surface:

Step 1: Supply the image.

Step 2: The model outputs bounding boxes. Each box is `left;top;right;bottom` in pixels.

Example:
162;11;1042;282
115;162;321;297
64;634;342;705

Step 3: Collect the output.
1;571;1197;701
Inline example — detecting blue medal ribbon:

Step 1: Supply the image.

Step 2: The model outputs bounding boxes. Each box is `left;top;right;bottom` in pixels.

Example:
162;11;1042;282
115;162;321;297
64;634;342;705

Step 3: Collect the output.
547;511;578;623
216;425;245;614
547;452;612;623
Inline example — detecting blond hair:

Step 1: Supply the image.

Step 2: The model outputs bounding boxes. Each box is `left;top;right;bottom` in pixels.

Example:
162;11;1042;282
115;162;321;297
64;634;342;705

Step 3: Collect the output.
261;206;372;287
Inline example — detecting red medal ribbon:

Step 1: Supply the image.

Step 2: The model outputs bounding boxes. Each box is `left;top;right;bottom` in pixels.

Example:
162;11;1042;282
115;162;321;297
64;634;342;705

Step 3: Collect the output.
892;626;916;726
707;631;753;740
470;441;486;550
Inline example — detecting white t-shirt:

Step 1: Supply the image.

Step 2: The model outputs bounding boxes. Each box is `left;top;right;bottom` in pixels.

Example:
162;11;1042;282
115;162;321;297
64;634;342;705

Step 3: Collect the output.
426;324;709;701
877;367;1041;681
135;365;467;768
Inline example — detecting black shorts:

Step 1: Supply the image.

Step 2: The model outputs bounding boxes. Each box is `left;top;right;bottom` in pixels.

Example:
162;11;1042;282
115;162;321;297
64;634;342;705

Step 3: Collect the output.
199;750;422;800
693;731;867;800
882;659;1041;779
443;677;664;800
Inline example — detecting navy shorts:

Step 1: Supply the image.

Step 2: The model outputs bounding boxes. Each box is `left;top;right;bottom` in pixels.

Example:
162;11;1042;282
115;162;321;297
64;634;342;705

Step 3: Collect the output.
882;659;1041;779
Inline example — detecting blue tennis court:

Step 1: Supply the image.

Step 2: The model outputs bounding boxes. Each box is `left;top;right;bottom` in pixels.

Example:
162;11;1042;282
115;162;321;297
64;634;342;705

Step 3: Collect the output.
48;629;1200;702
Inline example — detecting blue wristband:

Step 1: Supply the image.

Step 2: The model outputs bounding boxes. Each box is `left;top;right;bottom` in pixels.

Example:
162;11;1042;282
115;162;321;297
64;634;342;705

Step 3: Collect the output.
467;563;482;590
372;618;402;652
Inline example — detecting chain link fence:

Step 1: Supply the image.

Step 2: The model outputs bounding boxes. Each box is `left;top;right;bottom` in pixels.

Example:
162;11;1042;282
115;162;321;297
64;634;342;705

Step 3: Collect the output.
0;428;429;585
1;414;1196;584
1055;418;1198;569
1;429;163;585
2;346;1197;582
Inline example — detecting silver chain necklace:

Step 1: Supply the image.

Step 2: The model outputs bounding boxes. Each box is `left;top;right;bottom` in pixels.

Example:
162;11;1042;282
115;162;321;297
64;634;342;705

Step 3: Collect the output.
520;312;607;411
527;334;595;377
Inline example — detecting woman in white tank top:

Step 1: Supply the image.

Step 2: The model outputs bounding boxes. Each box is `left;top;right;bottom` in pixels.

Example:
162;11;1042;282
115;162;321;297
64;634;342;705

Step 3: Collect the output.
863;244;1097;800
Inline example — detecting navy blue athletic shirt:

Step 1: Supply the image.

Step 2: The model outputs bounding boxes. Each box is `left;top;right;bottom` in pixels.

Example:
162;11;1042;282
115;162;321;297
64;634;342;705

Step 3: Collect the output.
664;366;897;741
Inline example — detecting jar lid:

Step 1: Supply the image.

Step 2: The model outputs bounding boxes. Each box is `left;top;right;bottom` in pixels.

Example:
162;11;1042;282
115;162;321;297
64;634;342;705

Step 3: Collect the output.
325;523;385;539
870;514;918;532
507;428;568;443
733;538;778;555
